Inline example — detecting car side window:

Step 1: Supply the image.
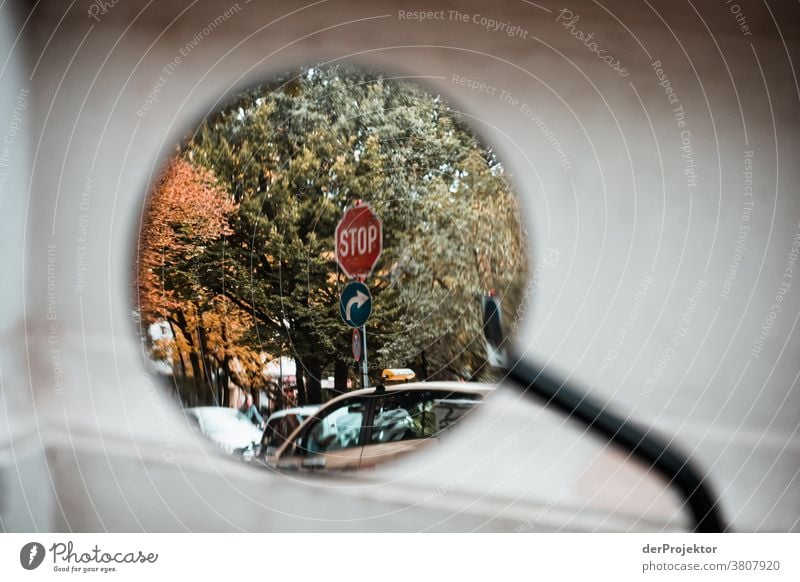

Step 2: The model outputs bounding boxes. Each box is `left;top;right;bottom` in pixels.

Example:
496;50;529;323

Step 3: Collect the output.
301;399;367;455
370;392;434;444
263;415;302;450
370;391;481;444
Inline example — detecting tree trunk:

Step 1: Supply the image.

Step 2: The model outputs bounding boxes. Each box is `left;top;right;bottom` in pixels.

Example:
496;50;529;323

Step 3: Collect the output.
295;367;307;406
271;381;282;413
306;361;323;404
334;355;348;395
196;322;210;379
195;318;217;404
166;319;187;377
216;363;229;407
219;322;231;407
173;311;203;391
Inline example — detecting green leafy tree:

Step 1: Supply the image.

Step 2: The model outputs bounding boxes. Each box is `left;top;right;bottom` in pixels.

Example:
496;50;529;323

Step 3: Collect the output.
179;66;527;403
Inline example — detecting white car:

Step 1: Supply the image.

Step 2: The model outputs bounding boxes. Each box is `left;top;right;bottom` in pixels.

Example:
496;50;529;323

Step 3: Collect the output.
185;407;262;456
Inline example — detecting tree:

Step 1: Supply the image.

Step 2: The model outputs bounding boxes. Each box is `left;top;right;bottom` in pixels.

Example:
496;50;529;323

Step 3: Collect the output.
144;66;527;404
136;155;259;405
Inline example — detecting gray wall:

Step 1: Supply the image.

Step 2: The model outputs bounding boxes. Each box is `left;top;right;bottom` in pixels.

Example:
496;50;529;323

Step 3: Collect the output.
1;0;798;531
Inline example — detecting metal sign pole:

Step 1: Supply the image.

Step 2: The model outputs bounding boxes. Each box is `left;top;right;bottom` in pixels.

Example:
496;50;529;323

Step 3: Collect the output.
361;325;369;388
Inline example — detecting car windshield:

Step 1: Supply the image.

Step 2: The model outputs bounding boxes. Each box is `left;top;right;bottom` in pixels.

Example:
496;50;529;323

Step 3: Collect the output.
263;414;307;450
305;401;367;454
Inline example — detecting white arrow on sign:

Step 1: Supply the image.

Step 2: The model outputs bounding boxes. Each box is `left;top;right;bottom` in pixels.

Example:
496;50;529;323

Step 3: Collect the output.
346;291;370;322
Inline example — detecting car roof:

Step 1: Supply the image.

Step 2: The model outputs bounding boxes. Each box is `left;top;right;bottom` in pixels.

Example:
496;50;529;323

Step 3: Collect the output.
322;380;496;407
266;405;320;421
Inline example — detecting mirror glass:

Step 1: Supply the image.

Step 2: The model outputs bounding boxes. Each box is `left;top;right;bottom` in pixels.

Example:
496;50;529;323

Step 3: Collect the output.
134;64;529;471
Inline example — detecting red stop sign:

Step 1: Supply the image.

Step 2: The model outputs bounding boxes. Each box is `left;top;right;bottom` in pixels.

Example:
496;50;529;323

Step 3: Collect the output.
335;202;382;279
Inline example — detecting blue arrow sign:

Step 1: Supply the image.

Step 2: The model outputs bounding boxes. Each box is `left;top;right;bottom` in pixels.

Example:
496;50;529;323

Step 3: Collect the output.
339;281;372;328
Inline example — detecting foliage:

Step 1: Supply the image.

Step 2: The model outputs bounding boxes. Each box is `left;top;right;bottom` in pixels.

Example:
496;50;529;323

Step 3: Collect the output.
138;67;528;406
137;156;262;405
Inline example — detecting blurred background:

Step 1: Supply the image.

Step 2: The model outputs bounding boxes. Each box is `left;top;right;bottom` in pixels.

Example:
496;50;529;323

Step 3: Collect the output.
1;0;798;531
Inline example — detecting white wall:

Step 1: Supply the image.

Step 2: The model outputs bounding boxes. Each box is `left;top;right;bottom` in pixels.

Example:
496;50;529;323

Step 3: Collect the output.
2;0;799;531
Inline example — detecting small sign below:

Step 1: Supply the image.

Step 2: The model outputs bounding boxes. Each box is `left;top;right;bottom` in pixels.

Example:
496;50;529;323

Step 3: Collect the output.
352;329;362;362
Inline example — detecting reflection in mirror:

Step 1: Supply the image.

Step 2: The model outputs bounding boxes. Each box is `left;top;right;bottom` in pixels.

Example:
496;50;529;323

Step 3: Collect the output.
135;64;529;471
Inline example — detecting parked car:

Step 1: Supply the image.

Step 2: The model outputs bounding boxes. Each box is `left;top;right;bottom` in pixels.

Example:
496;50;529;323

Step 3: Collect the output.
264;382;493;472
185;407;262;456
255;405;321;459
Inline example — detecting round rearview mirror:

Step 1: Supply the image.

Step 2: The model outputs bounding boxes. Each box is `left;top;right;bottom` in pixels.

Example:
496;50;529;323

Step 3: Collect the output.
134;64;530;472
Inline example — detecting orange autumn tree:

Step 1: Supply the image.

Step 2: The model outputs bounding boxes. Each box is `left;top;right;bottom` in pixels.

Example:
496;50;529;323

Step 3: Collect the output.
138;155;235;319
137;155;264;406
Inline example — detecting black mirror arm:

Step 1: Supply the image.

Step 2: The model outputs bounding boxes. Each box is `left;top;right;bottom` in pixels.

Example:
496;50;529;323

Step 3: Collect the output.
503;355;727;533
